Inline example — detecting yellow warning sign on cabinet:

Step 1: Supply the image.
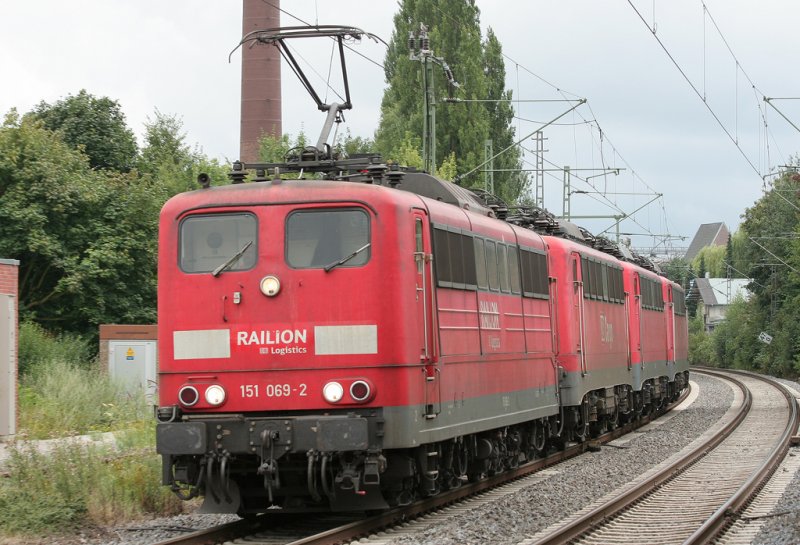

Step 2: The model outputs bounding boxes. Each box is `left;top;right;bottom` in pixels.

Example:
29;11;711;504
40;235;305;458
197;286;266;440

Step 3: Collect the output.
126;347;135;361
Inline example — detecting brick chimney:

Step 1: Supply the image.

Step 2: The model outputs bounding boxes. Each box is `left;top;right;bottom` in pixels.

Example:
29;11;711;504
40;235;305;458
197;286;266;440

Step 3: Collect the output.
240;0;281;163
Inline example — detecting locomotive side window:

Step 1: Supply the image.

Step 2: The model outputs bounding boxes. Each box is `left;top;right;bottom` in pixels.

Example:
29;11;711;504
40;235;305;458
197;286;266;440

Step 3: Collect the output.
609;267;623;303
508;246;521;295
520;248;549;299
462;234;477;288
286;209;369;269
581;256;591;298
433;227;451;285
485;240;499;291
640;277;664;311
534;252;548;296
474;237;488;290
179;213;257;273
432;227;477;289
579;256;624;305
593;261;600;299
447;231;464;285
674;288;687;315
498;245;510;293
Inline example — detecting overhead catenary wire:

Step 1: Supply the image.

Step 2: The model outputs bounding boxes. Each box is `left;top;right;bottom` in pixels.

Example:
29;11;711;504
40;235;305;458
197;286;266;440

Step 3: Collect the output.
494;63;670;244
271;0;675;248
626;0;766;180
424;2;670;207
257;0;387;70
520;153;662;241
701;1;787;167
455;100;587;184
494;45;672;238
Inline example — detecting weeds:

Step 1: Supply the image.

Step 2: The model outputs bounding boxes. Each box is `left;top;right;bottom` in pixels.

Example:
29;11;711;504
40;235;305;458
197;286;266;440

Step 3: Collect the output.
1;326;185;538
19;358;150;439
0;436;182;535
17;321;93;376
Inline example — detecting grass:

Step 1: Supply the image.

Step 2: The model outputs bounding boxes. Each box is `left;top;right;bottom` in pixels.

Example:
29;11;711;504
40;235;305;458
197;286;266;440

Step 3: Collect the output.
0;431;183;535
0;326;186;537
19;358;151;439
17;321;92;376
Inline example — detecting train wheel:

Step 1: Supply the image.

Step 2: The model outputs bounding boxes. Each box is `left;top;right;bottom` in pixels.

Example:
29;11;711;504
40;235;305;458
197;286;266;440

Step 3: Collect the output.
608;394;621;430
572;400;589;441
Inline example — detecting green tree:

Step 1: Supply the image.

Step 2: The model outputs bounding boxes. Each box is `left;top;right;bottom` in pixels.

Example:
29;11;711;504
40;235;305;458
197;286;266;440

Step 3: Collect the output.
697;254;707;279
138;109;192;175
704;168;800;376
391;131;425;170
711;297;762;370
438;151;458;181
28;90;138;172
0;111;157;333
661;256;690;287
334;129;376;158
375;0;525;201
725;234;734;278
481;28;527;202
688;312;715;365
693;245;726;278
138;109;229;194
740;171;800;303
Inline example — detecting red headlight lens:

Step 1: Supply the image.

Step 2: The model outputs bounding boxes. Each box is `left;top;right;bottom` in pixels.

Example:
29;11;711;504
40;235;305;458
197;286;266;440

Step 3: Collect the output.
178;385;199;407
350;380;371;402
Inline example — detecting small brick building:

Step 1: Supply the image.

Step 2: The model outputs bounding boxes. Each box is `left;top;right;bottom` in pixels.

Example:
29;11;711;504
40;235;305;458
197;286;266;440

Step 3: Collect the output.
0;258;19;438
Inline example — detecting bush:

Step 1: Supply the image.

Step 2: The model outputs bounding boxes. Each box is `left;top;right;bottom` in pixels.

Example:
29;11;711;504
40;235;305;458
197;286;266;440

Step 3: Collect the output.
18;321;93;376
688;313;716;366
0;434;181;536
19;358;150;439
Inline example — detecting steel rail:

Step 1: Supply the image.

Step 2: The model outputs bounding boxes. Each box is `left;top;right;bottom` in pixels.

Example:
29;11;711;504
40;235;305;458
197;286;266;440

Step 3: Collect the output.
682;368;800;544
529;369;799;545
152;516;275;545
527;369;751;545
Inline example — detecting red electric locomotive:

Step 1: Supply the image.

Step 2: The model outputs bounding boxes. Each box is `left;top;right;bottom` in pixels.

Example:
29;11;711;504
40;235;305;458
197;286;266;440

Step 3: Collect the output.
155;156;689;514
155;24;688;516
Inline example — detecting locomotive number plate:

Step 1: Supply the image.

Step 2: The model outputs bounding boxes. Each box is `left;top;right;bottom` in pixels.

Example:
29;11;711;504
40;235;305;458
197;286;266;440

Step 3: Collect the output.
240;383;308;398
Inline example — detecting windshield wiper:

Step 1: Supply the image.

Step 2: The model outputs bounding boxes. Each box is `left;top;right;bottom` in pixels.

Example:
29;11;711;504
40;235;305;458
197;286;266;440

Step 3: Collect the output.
324;243;371;272
212;240;253;277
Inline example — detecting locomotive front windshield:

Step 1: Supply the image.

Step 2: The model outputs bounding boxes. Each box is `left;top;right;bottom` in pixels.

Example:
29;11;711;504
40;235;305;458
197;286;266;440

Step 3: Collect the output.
179;213;257;273
286;209;370;268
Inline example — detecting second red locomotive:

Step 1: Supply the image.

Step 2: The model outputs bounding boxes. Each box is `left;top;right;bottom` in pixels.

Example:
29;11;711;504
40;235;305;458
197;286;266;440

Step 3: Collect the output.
155;156;689;514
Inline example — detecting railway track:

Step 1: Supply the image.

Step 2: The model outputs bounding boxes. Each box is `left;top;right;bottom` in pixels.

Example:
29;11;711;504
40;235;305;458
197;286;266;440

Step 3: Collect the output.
523;368;799;545
150;370;800;545
152;385;693;545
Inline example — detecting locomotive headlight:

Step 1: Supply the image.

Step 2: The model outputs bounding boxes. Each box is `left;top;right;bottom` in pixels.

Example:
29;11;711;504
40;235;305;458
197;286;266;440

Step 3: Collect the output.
204;385;227;406
178;385;199;407
322;381;344;403
260;275;281;297
350;380;372;402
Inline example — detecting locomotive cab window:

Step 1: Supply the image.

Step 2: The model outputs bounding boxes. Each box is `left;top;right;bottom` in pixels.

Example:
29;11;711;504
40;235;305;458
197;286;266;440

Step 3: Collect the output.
286;209;370;269
180;213;257;273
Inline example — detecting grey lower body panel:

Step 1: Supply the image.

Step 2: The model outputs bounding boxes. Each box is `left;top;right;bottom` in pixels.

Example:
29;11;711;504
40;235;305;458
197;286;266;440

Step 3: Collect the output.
382;385;560;449
559;360;689;406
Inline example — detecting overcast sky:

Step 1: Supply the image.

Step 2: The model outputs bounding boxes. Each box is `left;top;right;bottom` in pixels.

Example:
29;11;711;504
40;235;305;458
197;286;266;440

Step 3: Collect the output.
2;1;798;253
